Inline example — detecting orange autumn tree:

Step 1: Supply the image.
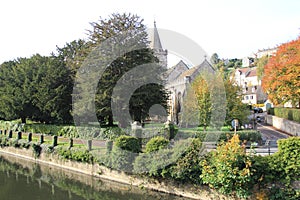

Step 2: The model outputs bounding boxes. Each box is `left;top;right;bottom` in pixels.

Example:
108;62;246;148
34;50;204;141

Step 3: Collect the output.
262;36;300;107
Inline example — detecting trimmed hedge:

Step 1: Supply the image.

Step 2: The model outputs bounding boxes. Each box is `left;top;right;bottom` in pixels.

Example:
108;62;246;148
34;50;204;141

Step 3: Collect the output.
269;107;300;123
114;135;141;153
145;136;169;153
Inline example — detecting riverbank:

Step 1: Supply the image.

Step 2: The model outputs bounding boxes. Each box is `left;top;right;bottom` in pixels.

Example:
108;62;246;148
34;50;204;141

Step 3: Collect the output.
0;146;235;200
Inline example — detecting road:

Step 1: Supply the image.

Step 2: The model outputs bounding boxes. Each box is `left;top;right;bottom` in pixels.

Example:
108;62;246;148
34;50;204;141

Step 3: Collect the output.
257;122;289;141
245;112;290;155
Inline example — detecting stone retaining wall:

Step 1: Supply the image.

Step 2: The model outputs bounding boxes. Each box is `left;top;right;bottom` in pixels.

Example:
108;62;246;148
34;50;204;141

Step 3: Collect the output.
0;147;234;200
266;115;300;136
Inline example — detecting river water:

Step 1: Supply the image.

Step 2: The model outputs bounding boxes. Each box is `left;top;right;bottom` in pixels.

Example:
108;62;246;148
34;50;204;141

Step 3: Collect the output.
0;153;189;200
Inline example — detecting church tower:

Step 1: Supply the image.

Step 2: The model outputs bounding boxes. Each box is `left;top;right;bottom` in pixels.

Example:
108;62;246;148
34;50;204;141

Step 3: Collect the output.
150;21;168;68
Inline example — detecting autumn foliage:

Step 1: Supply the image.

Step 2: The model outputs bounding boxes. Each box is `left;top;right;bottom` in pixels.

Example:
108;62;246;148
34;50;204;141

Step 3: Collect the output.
262;36;300;107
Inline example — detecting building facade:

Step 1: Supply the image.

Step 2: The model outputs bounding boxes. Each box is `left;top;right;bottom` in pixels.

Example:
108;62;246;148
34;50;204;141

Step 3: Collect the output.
150;22;213;125
233;67;267;105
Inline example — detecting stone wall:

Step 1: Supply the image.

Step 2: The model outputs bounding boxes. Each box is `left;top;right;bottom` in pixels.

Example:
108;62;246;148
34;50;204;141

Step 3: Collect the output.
0;147;234;200
266;115;300;136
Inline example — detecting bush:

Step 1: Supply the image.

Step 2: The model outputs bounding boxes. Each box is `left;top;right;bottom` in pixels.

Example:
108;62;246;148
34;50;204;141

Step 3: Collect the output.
0;135;9;147
114;135;141;153
269;137;300;184
32;143;42;158
57;147;95;164
145;136;169;153
273;107;300;123
268;107;275;115
133;139;193;177
107;135;141;172
57;126;79;138
109;147;137;172
201;134;254;198
219;130;262;143
23;124;62;135
167;138;204;184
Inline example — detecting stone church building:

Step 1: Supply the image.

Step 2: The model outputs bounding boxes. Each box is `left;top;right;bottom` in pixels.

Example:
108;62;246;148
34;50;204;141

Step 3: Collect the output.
150;22;214;125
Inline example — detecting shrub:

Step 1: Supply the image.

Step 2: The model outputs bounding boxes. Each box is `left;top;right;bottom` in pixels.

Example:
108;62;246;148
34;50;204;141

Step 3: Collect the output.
0;135;9;147
32;143;42;158
110;147;137;172
269;137;300;184
200;134;254;198
145;136;169;153
219;130;262;143
273;107;300;123
114;135;141;153
57;147;95;164
133;139;192;177
268;107;275;115
108;135;141;172
168;138;204;184
57;126;79;138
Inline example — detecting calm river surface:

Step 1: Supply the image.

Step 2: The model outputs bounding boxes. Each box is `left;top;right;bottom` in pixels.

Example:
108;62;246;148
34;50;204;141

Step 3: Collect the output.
0;153;189;200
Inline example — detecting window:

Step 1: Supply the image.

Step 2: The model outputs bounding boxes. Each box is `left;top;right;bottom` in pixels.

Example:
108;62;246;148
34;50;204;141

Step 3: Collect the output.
250;95;253;99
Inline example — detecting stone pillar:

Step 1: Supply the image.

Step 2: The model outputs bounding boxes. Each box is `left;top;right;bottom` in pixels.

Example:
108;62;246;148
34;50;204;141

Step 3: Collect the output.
28;133;32;142
106;140;113;153
87;140;92;151
131;121;143;149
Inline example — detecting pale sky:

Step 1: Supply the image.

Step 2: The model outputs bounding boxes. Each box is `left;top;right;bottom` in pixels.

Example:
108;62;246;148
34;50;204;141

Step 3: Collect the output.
1;0;300;65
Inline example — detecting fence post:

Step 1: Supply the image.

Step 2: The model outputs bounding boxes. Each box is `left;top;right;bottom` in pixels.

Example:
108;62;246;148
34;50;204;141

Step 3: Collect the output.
40;134;44;144
8;130;13;138
69;138;73;149
53;135;58;147
28;133;32;142
87;140;92;151
131;121;143;149
17;132;22;140
106;140;113;153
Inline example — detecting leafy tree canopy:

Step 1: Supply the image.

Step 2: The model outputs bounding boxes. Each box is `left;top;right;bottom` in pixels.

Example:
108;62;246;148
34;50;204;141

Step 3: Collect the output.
262;36;300;107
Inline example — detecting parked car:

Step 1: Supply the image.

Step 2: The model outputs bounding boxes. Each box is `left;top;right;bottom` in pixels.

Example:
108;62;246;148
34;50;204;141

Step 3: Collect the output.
253;107;263;113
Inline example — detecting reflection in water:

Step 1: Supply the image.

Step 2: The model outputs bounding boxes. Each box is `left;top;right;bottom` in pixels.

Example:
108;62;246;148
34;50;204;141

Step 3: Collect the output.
0;153;188;200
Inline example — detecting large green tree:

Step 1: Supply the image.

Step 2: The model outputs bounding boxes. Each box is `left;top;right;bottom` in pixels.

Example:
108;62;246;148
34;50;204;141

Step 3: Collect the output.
0;54;72;123
73;13;169;126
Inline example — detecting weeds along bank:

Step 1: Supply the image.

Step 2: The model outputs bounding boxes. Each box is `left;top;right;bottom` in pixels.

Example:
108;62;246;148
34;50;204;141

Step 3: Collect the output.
0;127;299;199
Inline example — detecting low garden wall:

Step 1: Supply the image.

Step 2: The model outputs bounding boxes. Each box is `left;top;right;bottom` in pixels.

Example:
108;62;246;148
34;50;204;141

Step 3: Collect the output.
266;115;300;136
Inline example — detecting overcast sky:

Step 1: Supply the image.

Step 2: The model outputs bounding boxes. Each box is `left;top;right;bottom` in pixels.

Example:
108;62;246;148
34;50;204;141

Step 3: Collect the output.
1;0;300;65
